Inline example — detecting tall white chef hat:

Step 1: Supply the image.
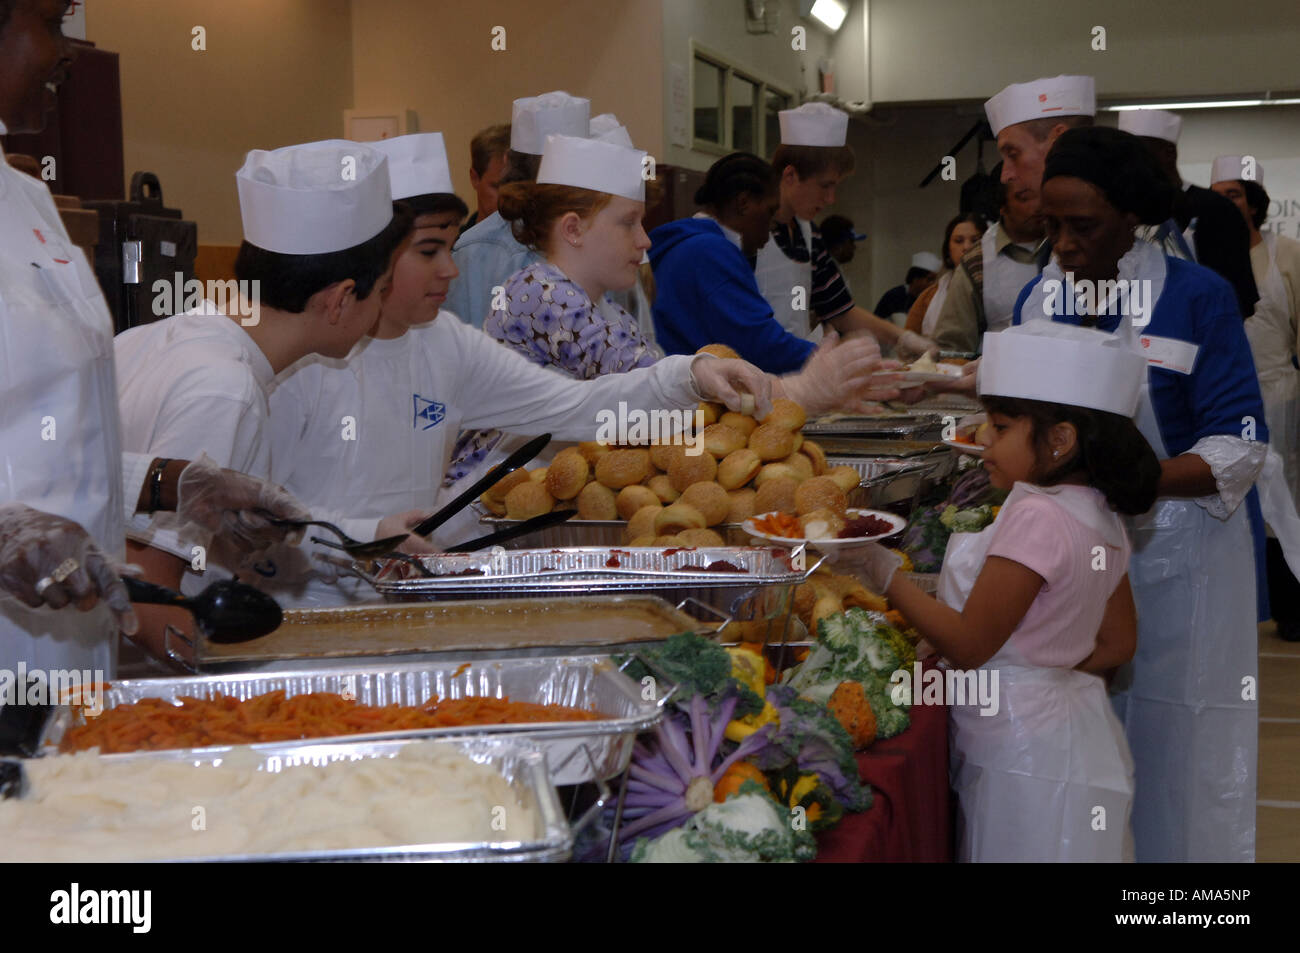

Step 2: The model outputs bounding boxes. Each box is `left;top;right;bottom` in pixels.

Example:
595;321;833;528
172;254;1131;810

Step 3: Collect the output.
778;102;849;147
1117;108;1181;144
537;134;647;202
589;113;635;148
911;251;943;273
511;91;592;155
1211;154;1265;185
237;139;393;255
978;319;1147;417
371;132;454;200
984;75;1096;137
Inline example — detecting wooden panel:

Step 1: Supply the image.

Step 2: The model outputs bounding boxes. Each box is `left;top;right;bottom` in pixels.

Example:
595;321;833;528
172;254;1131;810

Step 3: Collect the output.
195;245;240;284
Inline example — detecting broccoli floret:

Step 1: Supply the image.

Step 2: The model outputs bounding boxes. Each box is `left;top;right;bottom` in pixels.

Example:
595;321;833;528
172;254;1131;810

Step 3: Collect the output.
867;691;911;740
620;632;732;703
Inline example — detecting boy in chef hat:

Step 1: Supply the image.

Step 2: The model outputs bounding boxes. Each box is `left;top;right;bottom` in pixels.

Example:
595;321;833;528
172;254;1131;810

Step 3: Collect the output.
855;318;1159;861
113;138;413;660
759;102;930;357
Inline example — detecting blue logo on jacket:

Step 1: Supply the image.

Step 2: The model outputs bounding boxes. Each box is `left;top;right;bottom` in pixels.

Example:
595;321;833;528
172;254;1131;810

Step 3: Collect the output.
413;394;445;431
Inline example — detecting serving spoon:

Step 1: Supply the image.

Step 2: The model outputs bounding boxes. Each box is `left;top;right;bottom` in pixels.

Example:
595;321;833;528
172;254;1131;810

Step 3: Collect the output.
122;577;283;644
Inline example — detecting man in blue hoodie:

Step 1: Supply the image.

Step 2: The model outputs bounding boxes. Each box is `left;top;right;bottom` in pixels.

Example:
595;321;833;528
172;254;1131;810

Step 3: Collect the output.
649;153;816;375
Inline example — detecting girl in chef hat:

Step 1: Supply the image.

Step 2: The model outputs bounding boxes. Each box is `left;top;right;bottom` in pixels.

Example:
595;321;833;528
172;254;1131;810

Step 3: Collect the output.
855;320;1160;862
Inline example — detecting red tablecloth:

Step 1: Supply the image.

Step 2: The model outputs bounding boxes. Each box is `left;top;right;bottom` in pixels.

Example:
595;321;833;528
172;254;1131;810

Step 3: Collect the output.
814;678;951;862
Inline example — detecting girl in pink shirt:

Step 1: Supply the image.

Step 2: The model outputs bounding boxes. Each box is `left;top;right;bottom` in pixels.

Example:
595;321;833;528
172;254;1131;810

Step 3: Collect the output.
861;353;1161;861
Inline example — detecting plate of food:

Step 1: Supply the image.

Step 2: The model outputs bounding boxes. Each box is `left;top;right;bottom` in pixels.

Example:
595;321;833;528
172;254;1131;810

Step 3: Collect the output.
942;413;990;456
872;352;966;385
743;508;908;552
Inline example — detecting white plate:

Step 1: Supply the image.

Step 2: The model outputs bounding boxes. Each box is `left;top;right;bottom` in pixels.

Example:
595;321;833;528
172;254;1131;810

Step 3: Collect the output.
942;438;985;456
872;366;964;385
742;508;908;551
943;413;987;455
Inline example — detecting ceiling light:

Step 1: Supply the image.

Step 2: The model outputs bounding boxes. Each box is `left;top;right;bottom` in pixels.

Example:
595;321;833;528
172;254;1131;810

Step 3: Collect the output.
810;0;847;31
1105;98;1300;111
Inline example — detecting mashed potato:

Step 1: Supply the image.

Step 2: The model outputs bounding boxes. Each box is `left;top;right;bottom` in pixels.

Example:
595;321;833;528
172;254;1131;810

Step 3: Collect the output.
0;742;539;861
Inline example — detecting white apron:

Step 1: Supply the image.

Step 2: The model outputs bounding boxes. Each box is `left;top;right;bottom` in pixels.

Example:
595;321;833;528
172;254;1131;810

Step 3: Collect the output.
937;484;1135;863
0;152;124;678
980;224;1040;335
755;219;823;343
920;270;952;339
1245;233;1300;505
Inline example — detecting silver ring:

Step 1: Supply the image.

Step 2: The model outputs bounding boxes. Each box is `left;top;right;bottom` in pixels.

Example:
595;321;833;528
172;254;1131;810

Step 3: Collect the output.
34;558;79;598
34;575;56;598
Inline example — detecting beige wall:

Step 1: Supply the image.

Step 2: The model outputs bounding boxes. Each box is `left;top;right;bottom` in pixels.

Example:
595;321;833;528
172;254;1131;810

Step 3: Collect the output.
87;1;354;246
350;0;664;206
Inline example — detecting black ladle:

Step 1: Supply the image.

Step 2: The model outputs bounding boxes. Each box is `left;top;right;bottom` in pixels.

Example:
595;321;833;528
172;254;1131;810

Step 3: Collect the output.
122;577;283;644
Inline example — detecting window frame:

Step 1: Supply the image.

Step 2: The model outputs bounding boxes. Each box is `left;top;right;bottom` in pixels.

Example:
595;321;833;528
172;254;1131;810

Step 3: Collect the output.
689;41;794;158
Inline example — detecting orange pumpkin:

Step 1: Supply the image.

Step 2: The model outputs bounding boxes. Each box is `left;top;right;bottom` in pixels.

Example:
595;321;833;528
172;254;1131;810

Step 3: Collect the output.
713;761;769;803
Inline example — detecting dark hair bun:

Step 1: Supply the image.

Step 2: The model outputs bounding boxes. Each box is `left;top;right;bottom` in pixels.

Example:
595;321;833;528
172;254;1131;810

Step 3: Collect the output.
695;152;777;209
1043;126;1176;226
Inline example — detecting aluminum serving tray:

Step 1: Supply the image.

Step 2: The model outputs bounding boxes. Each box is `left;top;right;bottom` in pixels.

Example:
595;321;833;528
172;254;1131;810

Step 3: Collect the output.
470;503;752;549
10;737;570;863
40;656;663;785
360;546;812;597
802;412;944;438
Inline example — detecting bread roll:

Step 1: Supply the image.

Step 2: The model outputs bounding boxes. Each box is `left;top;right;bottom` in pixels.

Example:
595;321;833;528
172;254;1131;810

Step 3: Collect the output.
790;432;804;453
576;481;618;521
595;448;651;488
529;467;548;483
628;534;658;547
697;402;724;426
667;452;718;492
754;477;799;515
655;503;707;534
679;481;730;525
726;488;758;523
479;491;506;517
576;441;611;466
504;482;554;520
649;443;684;472
626;505;661;542
753;462;799;488
484;468;531;506
696;343;740;360
799;439;828;476
716;448;761;490
678;528;726;548
766;398;807;432
545;450;590;500
827;464;862;494
719;412;758;438
654;534;687;546
748;423;796;461
646;474;680;503
616;485;662;521
782;452;814;481
702;423;747;458
794;476;849;517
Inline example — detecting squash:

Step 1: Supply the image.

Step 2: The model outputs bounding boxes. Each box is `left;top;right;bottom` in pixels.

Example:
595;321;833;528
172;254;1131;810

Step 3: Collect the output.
713;761;769;803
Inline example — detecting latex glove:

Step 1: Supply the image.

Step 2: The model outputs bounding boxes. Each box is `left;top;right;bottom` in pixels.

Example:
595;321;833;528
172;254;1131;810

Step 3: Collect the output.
844;541;903;595
895;330;937;362
0;503;138;635
781;330;904;414
926;356;979;396
690;355;774;419
377;510;440;556
176;453;313;554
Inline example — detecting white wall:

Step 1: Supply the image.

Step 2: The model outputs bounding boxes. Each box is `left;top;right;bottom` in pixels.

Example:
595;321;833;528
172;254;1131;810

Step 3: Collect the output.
660;0;833;170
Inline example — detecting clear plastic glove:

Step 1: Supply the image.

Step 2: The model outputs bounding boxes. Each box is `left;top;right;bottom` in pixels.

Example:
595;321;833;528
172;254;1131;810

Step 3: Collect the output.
895;330;937;362
925;355;979;396
690;355;774;419
0;503;138;635
176;453;313;554
378;510;440;555
781;330;904;414
844;541;904;595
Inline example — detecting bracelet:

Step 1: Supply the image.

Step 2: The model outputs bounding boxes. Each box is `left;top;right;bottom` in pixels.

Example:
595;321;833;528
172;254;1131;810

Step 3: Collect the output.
148;458;172;513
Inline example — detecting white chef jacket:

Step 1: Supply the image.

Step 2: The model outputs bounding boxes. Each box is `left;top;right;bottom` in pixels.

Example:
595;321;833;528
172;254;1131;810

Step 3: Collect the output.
265;310;702;606
114;305;276;587
0;129;125;676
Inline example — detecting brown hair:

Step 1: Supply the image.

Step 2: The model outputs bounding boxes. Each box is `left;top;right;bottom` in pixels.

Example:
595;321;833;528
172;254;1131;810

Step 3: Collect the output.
498;178;662;251
770;143;856;180
470;123;511;176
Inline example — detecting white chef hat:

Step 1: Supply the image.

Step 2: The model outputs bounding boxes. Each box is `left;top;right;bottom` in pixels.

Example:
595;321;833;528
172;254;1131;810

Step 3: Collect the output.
984;75;1096;137
537;134;647;202
237;139;393;255
911;251;943;273
978;319;1147;417
589;113;635;148
778;102;849;147
371;132;454;200
510;91;592;155
1211;154;1265;185
1117;108;1181;144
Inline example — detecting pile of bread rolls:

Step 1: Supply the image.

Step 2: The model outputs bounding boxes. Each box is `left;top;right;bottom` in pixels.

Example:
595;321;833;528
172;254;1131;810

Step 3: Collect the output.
477;395;864;547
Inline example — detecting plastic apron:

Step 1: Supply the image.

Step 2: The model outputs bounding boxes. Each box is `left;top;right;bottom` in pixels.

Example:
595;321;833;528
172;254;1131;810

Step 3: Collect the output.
920;271;951;339
980;225;1039;335
1245;233;1300;505
937;484;1135;863
755;219;823;342
1110;311;1259;862
0;155;124;679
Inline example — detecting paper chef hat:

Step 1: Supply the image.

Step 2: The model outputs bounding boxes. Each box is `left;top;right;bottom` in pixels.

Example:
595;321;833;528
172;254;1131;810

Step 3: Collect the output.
589;113;635;148
237;139;393;255
1117;108;1181;144
984;75;1096;137
911;252;943;273
537;134;647;202
511;91;591;155
978;319;1147;417
1211;154;1265;185
371;132;454;200
779;102;849;147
